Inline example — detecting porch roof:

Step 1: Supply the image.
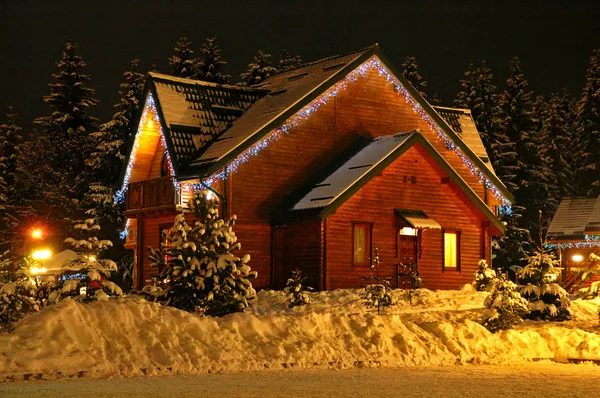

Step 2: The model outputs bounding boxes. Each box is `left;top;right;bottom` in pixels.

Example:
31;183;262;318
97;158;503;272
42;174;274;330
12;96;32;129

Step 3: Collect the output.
395;209;442;230
548;197;600;240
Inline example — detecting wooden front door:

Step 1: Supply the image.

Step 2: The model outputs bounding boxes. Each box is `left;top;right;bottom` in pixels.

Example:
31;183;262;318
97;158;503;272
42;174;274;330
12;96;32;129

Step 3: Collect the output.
398;234;418;266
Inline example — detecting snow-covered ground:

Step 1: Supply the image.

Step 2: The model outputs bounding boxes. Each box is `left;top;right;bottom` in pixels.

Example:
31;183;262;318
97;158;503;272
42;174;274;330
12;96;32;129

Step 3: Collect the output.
1;286;600;381
3;364;600;397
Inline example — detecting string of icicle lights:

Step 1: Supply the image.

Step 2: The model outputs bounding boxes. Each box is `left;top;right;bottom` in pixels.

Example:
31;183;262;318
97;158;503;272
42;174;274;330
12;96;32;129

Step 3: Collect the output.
115;93;175;204
545;241;600;250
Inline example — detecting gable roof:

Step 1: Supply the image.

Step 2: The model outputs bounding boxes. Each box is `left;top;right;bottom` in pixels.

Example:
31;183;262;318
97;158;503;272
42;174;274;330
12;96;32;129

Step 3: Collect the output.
292;131;505;233
547;197;600;239
433;106;495;175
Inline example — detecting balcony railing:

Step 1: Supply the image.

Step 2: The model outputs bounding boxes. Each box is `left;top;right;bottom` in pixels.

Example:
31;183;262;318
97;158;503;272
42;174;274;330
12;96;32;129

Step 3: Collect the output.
125;176;178;212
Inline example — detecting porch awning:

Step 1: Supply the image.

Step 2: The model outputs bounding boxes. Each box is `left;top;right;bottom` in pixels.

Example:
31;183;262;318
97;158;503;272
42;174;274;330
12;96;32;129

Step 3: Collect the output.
395;209;442;230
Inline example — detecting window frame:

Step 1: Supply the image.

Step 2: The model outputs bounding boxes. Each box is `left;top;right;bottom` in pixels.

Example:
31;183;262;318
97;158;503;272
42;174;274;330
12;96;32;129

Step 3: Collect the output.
352;222;373;267
442;229;461;272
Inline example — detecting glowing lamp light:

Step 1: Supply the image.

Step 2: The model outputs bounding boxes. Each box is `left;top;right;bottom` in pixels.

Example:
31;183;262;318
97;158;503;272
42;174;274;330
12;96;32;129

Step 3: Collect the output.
399;227;417;236
32;249;52;260
80;286;87;296
88;255;97;262
572;254;584;262
30;228;44;240
206;191;215;201
30;267;47;275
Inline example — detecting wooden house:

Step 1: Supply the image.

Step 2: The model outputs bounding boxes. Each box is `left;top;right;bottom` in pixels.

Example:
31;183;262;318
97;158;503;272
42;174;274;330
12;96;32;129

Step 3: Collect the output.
546;197;600;290
118;44;514;291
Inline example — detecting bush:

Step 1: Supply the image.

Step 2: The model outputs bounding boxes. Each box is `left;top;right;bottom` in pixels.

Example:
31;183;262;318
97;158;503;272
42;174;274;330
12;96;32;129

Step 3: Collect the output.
0;276;39;332
473;259;497;291
362;283;393;314
482;274;529;333
284;269;313;308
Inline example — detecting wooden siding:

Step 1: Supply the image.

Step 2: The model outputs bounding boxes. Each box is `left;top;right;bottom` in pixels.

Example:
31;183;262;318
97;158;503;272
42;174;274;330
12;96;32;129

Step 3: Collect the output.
129;96;163;183
228;69;494;289
279;221;322;290
325;145;490;290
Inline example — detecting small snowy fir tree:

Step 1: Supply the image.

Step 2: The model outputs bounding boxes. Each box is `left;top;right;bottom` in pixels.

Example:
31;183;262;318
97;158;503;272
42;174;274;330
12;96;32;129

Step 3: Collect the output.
519;249;571;320
239;50;278;86
482;274;529;333
284;269;313;308
49;219;122;302
148;190;257;316
169;36;199;79
278;49;302;72
473;259;497;291
361;248;393;314
0;261;40;332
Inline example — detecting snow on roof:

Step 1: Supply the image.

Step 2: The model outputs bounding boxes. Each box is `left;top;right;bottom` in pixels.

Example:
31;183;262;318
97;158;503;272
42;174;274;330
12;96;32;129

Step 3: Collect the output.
188;48;373;168
395;209;442;230
433;106;496;175
547;197;600;239
293;132;414;210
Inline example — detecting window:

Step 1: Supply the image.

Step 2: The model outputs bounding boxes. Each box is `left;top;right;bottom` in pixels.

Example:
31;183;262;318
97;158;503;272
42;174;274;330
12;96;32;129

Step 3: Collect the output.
353;223;372;266
443;230;460;270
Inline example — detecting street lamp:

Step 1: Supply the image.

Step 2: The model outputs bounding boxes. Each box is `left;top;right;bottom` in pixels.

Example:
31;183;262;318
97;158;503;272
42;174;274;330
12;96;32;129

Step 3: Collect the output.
30;228;44;240
32;249;52;260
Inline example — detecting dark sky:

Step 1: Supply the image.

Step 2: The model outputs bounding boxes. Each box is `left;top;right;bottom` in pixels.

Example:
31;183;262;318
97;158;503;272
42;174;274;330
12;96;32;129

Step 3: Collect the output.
1;0;599;131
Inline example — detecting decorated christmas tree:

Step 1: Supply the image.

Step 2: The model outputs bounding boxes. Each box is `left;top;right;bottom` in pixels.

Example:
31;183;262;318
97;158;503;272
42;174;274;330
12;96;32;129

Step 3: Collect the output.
148;190;257;316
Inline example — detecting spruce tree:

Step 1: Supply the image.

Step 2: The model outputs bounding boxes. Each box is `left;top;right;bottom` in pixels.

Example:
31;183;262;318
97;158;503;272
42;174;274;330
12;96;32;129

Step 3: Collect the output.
0;108;23;249
239;50;278;86
168;36;199;79
33;40;100;236
197;37;230;84
278;49;302;72
401;56;439;104
148;190;257;316
575;49;600;196
454;61;498;153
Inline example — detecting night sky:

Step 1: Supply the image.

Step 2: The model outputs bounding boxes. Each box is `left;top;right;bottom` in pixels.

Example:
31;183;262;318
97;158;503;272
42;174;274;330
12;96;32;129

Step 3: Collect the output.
2;0;599;130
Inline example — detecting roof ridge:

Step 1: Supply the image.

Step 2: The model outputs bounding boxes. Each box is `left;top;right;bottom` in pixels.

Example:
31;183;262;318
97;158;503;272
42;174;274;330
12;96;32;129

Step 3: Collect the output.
373;130;417;142
148;72;266;92
433;105;472;114
261;44;378;81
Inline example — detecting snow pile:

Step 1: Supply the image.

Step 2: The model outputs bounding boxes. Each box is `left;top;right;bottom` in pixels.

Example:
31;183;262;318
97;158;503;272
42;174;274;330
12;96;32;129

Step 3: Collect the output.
1;287;600;379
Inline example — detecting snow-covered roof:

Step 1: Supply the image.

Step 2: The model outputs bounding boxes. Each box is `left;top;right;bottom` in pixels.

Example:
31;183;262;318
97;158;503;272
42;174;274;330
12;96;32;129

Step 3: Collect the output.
188;47;372;168
433;106;496;175
293;132;414;210
547;197;600;239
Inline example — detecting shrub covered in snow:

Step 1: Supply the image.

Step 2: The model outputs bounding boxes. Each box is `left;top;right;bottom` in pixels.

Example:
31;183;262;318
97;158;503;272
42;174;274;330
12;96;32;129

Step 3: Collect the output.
0;273;39;332
576;253;600;298
473;259;497;291
482;274;529;333
49;218;123;303
148;190;257;316
284;269;313;308
362;284;393;314
519;250;570;320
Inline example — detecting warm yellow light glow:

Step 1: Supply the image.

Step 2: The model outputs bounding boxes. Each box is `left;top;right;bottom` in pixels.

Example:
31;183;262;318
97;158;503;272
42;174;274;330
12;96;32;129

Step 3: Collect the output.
30;267;47;275
399;227;417;236
444;232;458;268
572;254;584;262
80;286;87;296
32;249;52;260
206;191;215;200
88;255;97;262
30;228;44;240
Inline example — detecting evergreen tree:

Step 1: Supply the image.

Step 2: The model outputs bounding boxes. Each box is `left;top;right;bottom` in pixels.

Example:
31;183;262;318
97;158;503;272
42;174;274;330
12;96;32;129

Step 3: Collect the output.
0;108;23;250
493;206;532;272
196;37;230;84
537;91;577;206
239;50;278;86
482;274;529;333
401;56;439;104
454;61;498;153
495;57;552;235
575;49;600;196
33;40;100;237
148;191;258;316
284;269;313;308
278;49;302;72
168;36;199;79
473;259;497;292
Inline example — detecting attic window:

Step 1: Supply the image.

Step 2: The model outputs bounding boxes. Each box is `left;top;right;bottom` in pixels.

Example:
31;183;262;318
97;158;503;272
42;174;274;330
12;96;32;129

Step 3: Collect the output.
322;63;345;72
287;72;309;81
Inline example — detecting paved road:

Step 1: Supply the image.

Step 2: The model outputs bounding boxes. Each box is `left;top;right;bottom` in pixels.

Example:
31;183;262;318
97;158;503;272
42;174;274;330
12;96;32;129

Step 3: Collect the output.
2;363;600;397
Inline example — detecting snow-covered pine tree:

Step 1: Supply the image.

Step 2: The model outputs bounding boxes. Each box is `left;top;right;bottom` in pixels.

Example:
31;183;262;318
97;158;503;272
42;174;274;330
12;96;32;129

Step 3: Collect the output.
537;91;577;207
239;50;278;86
32;40;100;238
0;268;39;332
284;268;313;308
49;218;122;302
278;49;302;72
196;37;230;84
482;273;529;333
454;61;498;155
473;259;497;291
519;249;571;320
169;36;200;79
493;206;532;274
401;56;439;104
574;49;600;196
148;190;257;316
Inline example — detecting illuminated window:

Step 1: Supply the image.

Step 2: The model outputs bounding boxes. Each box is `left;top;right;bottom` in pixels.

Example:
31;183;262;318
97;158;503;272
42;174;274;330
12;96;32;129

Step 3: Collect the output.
443;231;460;270
353;223;372;266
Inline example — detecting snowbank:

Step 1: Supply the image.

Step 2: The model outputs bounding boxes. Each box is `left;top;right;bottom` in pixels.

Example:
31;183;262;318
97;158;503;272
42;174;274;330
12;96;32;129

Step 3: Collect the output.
1;287;600;379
